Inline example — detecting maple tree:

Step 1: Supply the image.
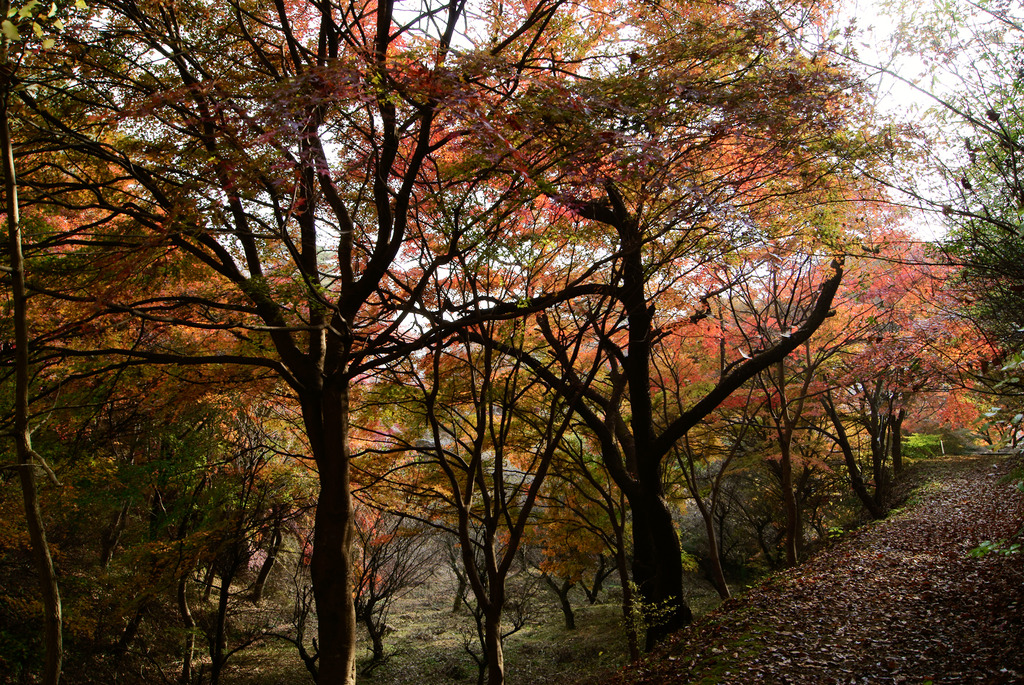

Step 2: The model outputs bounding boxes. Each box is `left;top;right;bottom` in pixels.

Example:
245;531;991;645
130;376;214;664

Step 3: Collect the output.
671;388;763;598
350;505;435;675
0;329;314;683
0;0;911;677
725;247;880;564
356;317;580;685
817;236;987;517
468;0;893;641
529;440;629;635
7;0;608;679
0;1;80;679
191;404;315;685
606;457;1024;684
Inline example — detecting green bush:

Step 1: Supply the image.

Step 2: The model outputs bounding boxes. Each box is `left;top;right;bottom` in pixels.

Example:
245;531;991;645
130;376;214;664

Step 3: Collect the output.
904;433;945;460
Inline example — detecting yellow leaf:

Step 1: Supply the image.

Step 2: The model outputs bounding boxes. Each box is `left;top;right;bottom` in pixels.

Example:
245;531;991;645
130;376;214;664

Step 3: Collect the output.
2;19;20;41
48;2;56;17
75;0;87;9
53;17;63;30
18;1;40;20
42;37;54;49
33;21;43;38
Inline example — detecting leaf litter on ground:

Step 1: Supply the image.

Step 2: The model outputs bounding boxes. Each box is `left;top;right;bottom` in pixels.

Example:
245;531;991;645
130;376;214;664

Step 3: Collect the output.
601;454;1024;685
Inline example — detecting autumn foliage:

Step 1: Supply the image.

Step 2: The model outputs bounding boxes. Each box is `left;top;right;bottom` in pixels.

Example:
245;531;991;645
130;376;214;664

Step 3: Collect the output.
0;0;1014;682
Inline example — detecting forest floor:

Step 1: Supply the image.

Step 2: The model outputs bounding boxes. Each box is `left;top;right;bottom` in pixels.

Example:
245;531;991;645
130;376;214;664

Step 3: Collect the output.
602;453;1024;685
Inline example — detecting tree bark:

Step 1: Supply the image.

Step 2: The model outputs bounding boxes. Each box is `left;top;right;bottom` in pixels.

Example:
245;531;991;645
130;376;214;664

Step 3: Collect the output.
178;577;195;685
100;501;132;570
628;491;693;649
2;53;63;685
361;611;386;669
611;530;641;661
697;500;730;599
115;605;145;663
453;571;469;614
251;510;283;604
891;409;905;475
305;382;358;685
822;395;887;519
779;432;800;567
202;565;216;603
209;558;238;685
483;604;505;685
544;576;576;630
581;554;609;604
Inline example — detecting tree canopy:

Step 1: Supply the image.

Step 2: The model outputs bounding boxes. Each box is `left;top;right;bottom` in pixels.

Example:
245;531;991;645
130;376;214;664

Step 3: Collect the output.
1;0;1017;683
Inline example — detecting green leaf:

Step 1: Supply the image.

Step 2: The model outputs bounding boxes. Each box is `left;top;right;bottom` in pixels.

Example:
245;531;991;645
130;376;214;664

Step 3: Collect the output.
48;1;56;17
2;19;21;41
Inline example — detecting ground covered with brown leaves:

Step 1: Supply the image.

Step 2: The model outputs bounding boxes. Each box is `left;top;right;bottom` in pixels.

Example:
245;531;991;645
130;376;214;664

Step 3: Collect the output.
607;455;1024;685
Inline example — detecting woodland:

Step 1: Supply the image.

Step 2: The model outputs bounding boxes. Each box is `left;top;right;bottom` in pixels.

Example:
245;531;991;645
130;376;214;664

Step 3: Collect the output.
0;0;1022;682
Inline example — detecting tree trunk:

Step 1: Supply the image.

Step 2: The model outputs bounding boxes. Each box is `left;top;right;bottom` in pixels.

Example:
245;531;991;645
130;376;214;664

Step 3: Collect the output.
178;578;195;685
822;396;887;519
100;501;132;570
610;527;641;660
362;612;386;669
544;576;576;630
483;604;505;685
629;493;693;650
306;382;358;685
891;410;905;475
581;554;609;604
115;604;145;662
2;63;63;685
871;426;892;510
251;511;283;603
202;565;217;603
452;568;469;614
697;501;730;599
779;434;799;567
209;557;238;685
617;215;692;649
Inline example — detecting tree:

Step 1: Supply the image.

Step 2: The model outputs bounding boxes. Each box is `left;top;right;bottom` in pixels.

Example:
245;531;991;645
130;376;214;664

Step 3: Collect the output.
920;4;1024;354
8;0;888;675
359;318;580;685
727;249;873;563
12;0;608;680
0;2;73;680
533;433;636;652
526;460;623;634
672;387;763;598
527;473;614;631
879;0;1024;396
811;234;986;517
477;0;881;644
350;506;435;675
197;404;313;685
528;238;842;644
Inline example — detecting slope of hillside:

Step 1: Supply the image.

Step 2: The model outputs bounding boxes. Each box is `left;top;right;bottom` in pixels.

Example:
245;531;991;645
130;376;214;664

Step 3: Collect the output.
606;455;1024;684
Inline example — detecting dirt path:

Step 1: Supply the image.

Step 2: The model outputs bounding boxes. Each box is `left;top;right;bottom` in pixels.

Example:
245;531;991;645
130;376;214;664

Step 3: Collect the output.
608;455;1024;684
